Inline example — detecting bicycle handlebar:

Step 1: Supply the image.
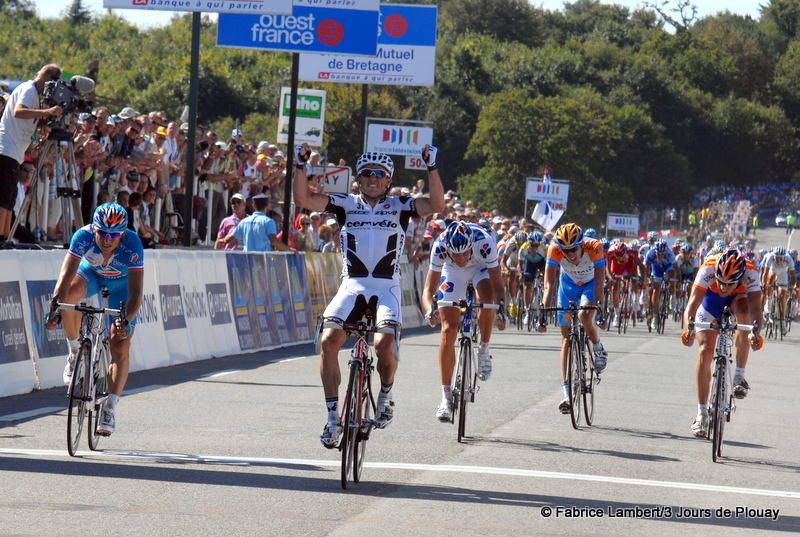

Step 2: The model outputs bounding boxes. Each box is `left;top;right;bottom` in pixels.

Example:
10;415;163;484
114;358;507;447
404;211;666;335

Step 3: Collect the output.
57;303;122;317
435;300;499;310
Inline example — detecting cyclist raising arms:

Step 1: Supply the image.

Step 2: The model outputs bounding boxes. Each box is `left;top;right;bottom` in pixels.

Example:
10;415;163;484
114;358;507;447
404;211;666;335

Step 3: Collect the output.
46;202;144;435
421;221;506;421
293;142;444;448
537;223;609;414
682;249;763;437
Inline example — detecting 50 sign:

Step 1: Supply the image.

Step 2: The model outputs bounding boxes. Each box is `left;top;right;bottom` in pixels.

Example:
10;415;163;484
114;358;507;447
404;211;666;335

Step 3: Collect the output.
405;155;427;171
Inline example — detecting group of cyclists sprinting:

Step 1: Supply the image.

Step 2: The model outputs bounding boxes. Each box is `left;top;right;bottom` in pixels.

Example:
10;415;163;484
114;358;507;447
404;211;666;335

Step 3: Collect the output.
44;142;797;462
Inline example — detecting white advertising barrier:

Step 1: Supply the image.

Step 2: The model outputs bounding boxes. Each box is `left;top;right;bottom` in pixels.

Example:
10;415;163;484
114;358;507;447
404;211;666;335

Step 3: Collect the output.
1;248;427;397
17;250;70;392
152;250;197;366
127;254;172;373
0;250;40;397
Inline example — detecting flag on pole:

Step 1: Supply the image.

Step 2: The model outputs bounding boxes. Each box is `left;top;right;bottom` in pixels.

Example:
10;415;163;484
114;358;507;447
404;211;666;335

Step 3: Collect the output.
531;166;564;231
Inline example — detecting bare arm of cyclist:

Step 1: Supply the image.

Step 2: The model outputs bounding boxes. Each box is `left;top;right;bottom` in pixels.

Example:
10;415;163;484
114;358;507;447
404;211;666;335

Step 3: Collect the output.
422;268;441;318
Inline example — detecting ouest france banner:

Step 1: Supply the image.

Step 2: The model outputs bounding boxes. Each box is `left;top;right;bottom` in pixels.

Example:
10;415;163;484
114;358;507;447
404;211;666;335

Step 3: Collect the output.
103;0;293;15
217;0;380;56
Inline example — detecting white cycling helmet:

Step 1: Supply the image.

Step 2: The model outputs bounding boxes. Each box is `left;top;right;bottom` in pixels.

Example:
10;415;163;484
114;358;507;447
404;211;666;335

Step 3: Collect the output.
356;152;394;177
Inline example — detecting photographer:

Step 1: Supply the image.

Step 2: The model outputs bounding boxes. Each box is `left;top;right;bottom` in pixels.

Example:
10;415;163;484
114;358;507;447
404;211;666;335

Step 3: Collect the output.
0;64;64;245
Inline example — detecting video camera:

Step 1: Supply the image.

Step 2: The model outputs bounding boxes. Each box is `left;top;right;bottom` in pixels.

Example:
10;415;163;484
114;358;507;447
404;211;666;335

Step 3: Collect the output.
41;75;95;132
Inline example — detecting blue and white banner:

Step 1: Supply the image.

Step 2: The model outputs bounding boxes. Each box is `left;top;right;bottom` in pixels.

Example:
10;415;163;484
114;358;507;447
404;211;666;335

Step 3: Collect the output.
299;3;438;86
103;0;293;15
218;0;380;56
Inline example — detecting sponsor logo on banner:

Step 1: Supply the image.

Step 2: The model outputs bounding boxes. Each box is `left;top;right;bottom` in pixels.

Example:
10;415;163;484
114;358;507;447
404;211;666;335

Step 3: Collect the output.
298;4;437;86
138;293;159;324
366;123;433;156
606;213;640;233
217;4;380;56
160;284;187;330
26;280;63;359
206;283;232;326
526;178;570;204
0;281;30;364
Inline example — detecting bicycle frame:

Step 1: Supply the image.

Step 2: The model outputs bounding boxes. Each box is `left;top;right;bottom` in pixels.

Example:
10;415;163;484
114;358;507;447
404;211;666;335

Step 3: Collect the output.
315;312;381;489
692;307;756;462
436;285;499;442
542;303;600;429
59;290;120;456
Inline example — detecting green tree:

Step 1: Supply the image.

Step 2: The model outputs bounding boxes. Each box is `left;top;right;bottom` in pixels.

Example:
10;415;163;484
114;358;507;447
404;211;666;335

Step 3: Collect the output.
65;0;91;26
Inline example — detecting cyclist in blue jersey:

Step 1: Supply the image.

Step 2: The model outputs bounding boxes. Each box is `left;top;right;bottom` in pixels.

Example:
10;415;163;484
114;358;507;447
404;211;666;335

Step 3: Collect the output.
47;202;144;435
644;239;679;330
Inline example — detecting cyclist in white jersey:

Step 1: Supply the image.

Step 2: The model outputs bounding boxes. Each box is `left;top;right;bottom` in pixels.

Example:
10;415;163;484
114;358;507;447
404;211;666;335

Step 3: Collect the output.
421;221;506;421
760;246;796;318
293;142;444;448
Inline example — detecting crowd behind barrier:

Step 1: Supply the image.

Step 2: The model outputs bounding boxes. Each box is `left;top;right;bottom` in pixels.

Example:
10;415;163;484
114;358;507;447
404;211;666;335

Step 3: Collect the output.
0;249;426;398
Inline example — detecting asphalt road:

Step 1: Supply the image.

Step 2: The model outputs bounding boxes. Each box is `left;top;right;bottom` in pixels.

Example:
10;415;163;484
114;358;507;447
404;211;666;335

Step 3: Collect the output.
1;225;798;537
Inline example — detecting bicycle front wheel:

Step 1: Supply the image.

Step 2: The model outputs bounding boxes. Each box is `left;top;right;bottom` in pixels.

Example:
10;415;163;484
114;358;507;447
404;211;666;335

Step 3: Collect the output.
710;360;726;463
88;342;110;451
583;336;597;426
340;363;361;489
457;338;472;443
567;335;582;430
67;341;91;457
353;370;371;483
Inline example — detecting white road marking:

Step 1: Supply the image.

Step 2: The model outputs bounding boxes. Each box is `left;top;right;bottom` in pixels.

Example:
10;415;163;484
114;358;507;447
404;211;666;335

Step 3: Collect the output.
124;385;168;395
0;407;63;422
199;370;241;378
1;447;798;499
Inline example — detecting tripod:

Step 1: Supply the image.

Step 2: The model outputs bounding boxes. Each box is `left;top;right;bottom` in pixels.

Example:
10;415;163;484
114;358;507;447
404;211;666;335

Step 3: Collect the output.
9;127;83;249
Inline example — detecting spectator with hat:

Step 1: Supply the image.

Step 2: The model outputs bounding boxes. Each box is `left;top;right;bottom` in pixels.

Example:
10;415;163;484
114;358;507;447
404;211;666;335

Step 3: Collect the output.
214;192;248;250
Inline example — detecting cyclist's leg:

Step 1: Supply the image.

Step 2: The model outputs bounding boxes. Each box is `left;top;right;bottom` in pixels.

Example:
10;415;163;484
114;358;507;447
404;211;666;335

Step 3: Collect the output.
731;294;754;397
692;324;716;437
577;282;607;373
106;277;137;398
373;282;404;427
61;269;92;340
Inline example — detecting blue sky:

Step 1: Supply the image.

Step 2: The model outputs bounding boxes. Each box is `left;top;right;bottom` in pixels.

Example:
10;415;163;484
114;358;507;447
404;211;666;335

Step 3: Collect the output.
33;0;764;28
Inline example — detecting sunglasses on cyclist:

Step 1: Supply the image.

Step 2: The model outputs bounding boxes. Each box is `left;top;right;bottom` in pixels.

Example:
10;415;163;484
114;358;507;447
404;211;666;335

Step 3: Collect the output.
716;279;738;288
97;230;123;239
561;246;580;255
358;169;388;179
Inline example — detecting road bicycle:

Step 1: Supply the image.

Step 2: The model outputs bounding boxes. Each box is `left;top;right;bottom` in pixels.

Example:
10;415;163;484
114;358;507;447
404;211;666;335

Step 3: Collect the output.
513;275;526;331
674;278;692;327
764;283;787;341
314;310;385;489
612;275;637;334
54;288;121;457
526;272;544;332
542;303;601;429
654;276;672;335
688;307;758;462
601;278;614;332
436;284;499;443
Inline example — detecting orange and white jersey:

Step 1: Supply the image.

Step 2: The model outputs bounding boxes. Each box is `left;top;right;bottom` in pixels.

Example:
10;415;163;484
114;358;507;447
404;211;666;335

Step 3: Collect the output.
693;253;760;296
546;238;606;285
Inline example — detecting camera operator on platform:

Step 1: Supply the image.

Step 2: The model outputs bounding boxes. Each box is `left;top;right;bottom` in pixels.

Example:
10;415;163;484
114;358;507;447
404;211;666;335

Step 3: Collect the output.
0;64;64;246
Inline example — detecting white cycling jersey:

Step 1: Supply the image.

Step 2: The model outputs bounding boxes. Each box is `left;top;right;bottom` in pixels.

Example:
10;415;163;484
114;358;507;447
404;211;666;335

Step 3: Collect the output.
762;251;796;285
430;223;499;271
326;193;419;282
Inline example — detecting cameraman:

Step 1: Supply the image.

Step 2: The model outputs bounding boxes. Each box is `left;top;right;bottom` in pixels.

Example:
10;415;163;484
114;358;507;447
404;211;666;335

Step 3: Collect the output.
0;64;64;245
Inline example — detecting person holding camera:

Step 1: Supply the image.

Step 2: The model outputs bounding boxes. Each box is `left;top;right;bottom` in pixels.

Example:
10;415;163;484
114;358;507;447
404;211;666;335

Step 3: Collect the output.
0;64;64;245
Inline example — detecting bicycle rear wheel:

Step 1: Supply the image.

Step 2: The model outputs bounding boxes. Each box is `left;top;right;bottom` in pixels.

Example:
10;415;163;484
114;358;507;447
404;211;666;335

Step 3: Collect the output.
567;335;582;430
457;338;472;443
88;343;110;451
582;336;597;426
353;370;371;483
710;360;726;462
340;363;360;489
67;341;91;457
